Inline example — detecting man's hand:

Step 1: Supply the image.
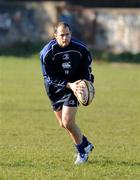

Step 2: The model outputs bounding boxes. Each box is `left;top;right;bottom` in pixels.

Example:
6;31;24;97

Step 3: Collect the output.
67;80;95;106
66;80;85;95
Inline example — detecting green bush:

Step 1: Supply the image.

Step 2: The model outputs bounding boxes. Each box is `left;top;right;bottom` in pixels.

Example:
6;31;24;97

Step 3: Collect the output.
91;50;140;63
0;42;140;63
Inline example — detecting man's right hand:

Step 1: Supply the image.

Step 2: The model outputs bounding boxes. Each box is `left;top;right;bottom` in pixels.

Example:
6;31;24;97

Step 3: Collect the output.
66;80;84;94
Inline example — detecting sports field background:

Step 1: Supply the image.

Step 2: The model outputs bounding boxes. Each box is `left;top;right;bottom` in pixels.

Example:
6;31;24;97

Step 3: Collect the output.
0;55;140;179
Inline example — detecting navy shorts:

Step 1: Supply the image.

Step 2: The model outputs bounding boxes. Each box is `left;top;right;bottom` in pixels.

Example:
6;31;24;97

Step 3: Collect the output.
44;80;79;111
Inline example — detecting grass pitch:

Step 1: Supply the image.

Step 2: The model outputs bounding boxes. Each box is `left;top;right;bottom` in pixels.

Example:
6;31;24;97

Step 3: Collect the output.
0;55;140;179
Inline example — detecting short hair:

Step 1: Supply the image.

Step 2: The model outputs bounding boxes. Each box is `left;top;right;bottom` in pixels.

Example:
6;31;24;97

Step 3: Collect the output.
54;21;71;34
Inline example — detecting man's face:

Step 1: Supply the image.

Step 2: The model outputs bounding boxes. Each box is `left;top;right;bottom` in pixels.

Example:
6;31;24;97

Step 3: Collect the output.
55;26;71;47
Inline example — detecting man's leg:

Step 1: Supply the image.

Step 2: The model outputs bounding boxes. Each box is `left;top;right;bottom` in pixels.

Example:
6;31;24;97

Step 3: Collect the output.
62;106;83;144
54;106;83;144
54;106;93;164
54;109;64;128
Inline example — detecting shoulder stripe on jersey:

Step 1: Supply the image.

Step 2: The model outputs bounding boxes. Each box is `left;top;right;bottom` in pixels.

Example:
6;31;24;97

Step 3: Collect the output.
40;40;57;62
71;39;88;50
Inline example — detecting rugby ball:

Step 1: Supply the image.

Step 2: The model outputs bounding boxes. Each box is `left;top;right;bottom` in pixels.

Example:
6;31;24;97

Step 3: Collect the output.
75;80;95;106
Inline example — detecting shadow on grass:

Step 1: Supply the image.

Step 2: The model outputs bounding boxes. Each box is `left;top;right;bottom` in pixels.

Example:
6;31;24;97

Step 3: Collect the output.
0;161;35;168
0;160;56;169
1;159;140;168
89;158;140;167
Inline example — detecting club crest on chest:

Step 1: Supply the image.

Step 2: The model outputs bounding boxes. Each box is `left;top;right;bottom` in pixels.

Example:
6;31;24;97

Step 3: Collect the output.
62;53;70;61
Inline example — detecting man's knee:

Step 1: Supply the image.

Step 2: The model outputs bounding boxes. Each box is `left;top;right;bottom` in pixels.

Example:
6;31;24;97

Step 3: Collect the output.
62;117;74;130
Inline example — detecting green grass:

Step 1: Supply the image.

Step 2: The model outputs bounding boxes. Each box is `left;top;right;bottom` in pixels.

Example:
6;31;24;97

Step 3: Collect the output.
0;55;140;179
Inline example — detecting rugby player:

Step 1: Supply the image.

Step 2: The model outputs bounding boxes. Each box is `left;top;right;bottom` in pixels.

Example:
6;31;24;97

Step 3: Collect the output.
40;22;95;165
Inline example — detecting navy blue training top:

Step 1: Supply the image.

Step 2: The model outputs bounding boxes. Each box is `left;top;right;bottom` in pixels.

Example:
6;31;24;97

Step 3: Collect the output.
40;38;94;89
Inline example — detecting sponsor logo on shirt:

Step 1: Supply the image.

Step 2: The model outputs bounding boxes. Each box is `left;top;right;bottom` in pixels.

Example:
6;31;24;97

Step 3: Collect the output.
62;62;71;69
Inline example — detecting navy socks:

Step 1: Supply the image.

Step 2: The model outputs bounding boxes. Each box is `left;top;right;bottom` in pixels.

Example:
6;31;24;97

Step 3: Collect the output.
75;136;89;154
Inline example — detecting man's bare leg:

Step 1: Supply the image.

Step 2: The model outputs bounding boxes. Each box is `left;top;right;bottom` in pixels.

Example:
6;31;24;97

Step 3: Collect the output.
54;106;93;164
54;106;83;144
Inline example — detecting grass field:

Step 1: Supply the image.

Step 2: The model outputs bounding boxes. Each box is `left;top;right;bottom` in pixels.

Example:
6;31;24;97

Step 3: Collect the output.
0;55;140;180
